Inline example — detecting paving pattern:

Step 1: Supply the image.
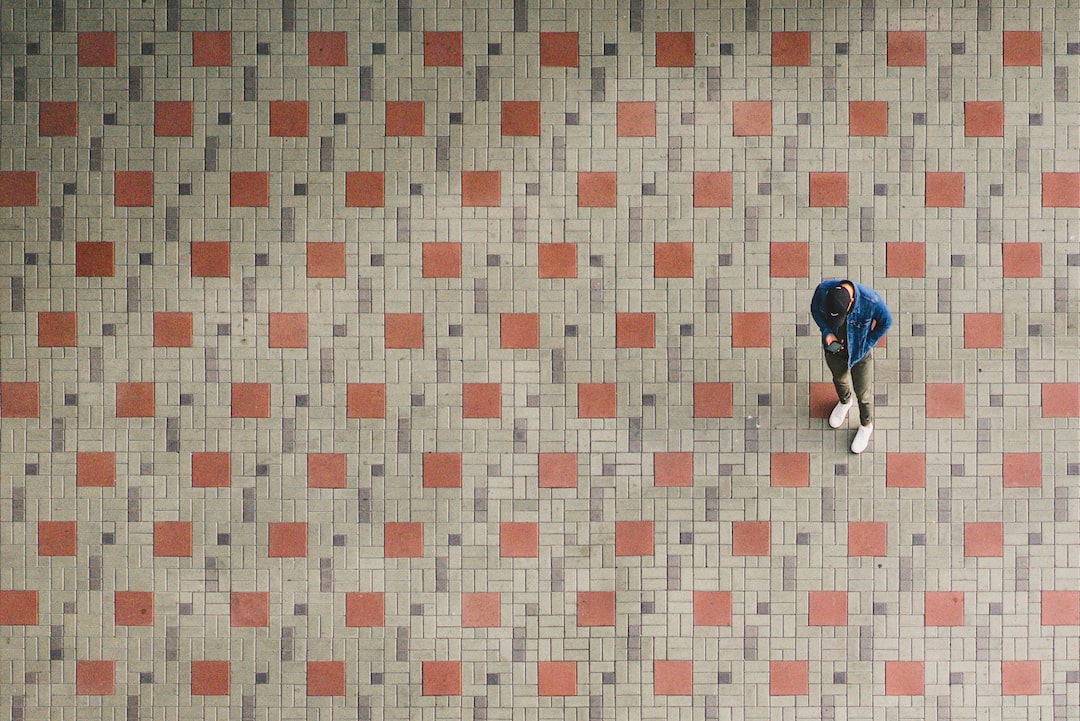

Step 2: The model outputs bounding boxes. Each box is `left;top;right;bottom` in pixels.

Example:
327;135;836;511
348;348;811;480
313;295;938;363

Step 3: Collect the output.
0;0;1079;718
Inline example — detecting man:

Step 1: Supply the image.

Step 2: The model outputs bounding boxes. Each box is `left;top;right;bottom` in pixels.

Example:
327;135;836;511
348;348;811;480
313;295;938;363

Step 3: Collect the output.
811;279;892;454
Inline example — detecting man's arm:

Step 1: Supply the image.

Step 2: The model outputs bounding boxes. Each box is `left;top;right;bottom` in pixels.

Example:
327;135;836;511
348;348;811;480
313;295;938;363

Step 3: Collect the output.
865;300;892;347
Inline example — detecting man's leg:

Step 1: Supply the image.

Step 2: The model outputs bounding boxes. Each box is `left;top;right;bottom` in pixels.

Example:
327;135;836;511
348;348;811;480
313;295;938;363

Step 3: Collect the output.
850;352;874;427
825;350;853;405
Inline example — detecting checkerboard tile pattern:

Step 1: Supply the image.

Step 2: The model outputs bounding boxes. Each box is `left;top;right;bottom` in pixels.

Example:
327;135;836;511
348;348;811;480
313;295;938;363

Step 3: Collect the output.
1;0;1079;718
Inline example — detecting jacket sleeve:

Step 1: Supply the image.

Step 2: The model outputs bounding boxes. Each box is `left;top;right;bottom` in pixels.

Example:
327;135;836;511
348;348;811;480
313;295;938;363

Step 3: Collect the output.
810;286;833;341
865;296;893;348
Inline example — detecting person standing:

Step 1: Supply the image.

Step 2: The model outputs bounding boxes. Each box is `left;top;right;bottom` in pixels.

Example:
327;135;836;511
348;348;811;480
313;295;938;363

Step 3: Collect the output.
811;280;892;454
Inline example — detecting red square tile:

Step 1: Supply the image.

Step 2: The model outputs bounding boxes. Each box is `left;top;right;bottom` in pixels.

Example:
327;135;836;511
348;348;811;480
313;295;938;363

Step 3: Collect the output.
76;660;115;695
963;313;1003;348
578;171;616;207
847;522;887;556
154;312;192;348
772;31;811;66
268;312;308;349
538;243;577;278
1002;452;1041;489
731;312;770;348
0;382;39;418
384;313;424;349
307;242;346;278
307;453;346;489
345;592;385;627
500;522;539;558
345;171;385;207
615;521;654;557
577;591;615;626
424;31;463;67
230;172;269;207
501;101;540;137
500;313;539;349
270;101;308;137
808;591;847;626
655;32;694;67
75;242;114;277
617;102;656;137
538;453;577;489
925;172;965;207
1041;591;1080;626
78;32;116;67
769;242;809;278
885;242;925;278
422;242;462;278
887;31;926;67
732;521;770;556
733;101;772;136
422;452;462;489
114;591;154;626
463;383;501;419
654;660;693;695
1001;661;1040;696
268;522;307;558
346;383;386;419
848;101;888;136
308;32;347;67
538;661;576;696
654;452;693;487
964;522;1003;557
116;382;155;418
231;383;270;418
385;101;425;136
616;313;655;348
924;591;964;626
653;242;693;278
39;101;78;137
769;660;809;696
809;382;836;419
38;521;77;556
577;383;617;418
190;242;230;278
692;591;731;626
461;171;501;207
693;171;733;207
926;383;965;418
77;452;115;488
693;382;732;418
191;452;230;488
422;661;461;696
191;661;230;696
1042;383;1080;418
192;31;231;67
384;522;423;558
0;171;37;206
0;591;37;625
307;661;346;696
461;592;500;628
886;453;925;489
1042;172;1080;208
1003;31;1042;67
154;521;193;557
964;101;1004;137
540;32;578;67
154;101;194;137
1001;243;1041;278
809;172;848;207
770;452;809;488
885;661;924;696
230;592;269;627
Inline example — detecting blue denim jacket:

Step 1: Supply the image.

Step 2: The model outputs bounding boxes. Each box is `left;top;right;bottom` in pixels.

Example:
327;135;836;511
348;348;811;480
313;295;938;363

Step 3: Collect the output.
811;280;892;368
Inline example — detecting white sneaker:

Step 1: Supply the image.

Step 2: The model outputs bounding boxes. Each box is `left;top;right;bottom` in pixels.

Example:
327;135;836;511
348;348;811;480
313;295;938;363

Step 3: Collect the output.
851;424;874;454
829;400;854;428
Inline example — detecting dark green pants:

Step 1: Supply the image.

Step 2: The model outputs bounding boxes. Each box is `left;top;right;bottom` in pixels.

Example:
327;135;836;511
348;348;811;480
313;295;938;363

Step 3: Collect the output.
825;349;873;426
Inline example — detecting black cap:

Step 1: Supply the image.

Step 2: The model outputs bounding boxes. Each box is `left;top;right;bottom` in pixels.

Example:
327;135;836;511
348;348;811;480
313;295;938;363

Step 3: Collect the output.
825;285;852;327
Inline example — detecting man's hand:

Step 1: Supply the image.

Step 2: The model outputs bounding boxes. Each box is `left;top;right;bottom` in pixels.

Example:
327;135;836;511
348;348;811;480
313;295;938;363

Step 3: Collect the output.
824;333;837;345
